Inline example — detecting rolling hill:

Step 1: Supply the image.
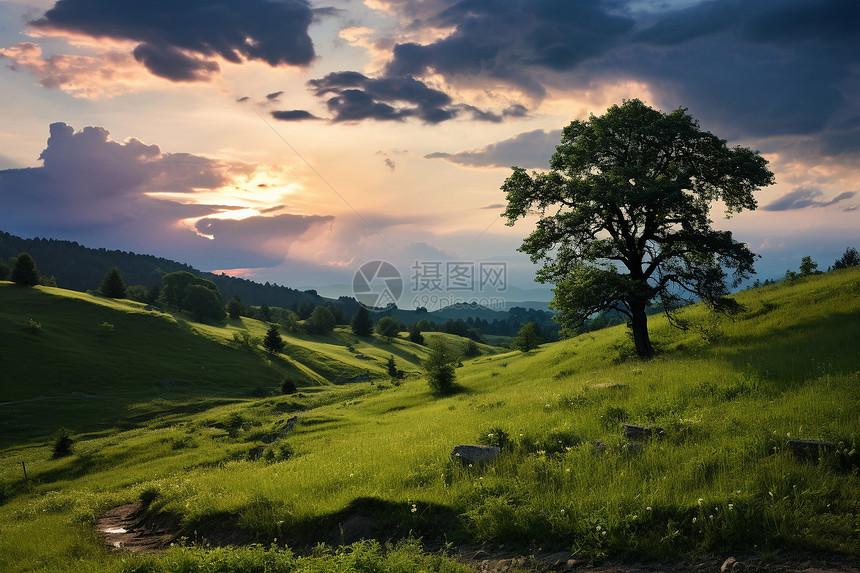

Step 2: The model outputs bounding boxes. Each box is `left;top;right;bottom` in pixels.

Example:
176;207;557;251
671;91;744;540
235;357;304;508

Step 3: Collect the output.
0;268;858;572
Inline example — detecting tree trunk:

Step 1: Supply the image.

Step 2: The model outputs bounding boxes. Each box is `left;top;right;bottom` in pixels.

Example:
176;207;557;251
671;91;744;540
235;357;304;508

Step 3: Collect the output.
629;299;654;358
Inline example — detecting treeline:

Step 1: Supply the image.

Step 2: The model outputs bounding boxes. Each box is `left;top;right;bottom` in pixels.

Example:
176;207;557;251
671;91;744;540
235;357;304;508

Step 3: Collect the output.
0;232;321;309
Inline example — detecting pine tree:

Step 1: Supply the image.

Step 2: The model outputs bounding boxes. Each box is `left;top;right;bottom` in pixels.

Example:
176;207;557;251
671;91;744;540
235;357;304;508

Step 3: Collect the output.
263;324;285;353
11;252;40;286
350;306;374;336
100;267;127;298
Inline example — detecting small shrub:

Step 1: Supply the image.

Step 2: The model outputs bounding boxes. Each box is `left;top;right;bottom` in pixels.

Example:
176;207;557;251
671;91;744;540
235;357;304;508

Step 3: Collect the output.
262;442;294;463
464;340;481;357
281;378;298;395
232;331;262;349
139;486;159;508
52;427;74;458
478;427;511;450
99;321;115;335
599;404;629;429
27;318;41;334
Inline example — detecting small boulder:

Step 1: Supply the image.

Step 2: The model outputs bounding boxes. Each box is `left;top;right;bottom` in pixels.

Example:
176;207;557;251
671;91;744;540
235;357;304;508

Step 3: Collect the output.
452;445;500;465
622;443;644;455
787;439;833;461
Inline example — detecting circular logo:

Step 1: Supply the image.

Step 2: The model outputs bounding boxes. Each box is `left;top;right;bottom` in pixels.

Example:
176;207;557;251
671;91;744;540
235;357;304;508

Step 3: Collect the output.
352;260;403;309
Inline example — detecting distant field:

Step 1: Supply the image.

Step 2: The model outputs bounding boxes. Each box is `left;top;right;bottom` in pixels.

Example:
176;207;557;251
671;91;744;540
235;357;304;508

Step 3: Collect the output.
0;270;858;572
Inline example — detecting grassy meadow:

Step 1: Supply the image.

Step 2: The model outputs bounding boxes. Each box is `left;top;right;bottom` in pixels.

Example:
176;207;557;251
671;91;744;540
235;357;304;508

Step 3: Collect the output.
0;269;858;572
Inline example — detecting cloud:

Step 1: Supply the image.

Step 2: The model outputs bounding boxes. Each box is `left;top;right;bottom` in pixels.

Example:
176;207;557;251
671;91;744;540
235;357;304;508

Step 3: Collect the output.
309;71;456;123
271;110;320;121
0;42;150;98
383;0;635;97
266;90;284;102
0;122;335;269
236;96;251;103
426;129;561;169
29;0;317;82
365;0;858;145
762;187;857;211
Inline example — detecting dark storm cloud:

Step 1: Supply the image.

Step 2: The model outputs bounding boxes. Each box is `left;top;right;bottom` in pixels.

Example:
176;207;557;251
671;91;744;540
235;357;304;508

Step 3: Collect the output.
309;71;457;123
620;0;860;139
307;71;523;124
762;188;857;211
426;129;561;169
367;0;858;145
384;0;635;95
31;0;317;81
132;43;220;82
271;110;320;121
195;213;335;255
0;122;334;269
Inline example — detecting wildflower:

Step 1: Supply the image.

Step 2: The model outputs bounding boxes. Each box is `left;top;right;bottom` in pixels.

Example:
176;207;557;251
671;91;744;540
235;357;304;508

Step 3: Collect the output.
697;498;703;506
646;506;652;511
728;504;734;511
602;530;606;536
411;504;417;514
692;517;697;523
566;468;571;473
560;509;565;514
596;524;602;531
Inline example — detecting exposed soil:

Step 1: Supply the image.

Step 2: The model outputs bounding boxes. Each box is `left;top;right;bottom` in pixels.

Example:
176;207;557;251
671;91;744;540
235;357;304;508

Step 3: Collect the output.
95;503;859;572
95;503;177;553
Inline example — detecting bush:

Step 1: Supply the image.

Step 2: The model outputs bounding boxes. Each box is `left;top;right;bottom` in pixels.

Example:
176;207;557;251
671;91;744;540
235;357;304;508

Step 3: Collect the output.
478;427;511;450
464;339;481;357
233;331;262;350
52;427;74;458
99;321;115;335
281;378;298;394
262;442;294;463
11;252;40;286
27;318;41;334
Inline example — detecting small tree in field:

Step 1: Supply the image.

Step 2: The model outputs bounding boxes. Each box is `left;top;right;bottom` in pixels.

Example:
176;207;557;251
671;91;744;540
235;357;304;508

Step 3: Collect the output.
502;99;774;357
11;252;40;286
263;324;285;353
100;267;127;298
306;306;336;334
52;427;74;458
226;295;245;319
512;321;543;352
375;316;400;342
350;306;374;336
424;339;459;395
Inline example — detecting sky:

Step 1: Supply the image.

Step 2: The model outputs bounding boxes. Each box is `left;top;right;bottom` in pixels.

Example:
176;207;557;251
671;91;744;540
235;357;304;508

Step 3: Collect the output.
0;0;857;307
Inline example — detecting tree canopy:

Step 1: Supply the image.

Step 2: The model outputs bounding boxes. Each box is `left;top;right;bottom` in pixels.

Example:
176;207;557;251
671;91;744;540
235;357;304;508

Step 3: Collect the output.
350;306;374;336
11;252;40;286
100;267;127;299
502;99;775;357
512;321;543;352
375;316;400;342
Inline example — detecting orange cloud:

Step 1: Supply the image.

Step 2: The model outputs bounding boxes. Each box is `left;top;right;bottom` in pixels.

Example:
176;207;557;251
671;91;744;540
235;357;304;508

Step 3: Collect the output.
0;42;152;98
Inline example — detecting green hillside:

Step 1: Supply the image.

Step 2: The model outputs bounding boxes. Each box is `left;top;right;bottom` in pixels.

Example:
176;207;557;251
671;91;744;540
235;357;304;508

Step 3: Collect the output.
0;269;858;572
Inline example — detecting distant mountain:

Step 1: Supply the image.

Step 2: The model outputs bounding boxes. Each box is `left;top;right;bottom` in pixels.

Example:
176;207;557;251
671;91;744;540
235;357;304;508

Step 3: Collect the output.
0;231;323;309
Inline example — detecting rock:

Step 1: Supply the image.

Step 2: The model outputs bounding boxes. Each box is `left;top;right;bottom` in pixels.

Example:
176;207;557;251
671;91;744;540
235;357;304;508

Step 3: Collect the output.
787;439;833;461
623;423;663;440
591;440;607;453
622;443;644;455
720;556;739;571
452;445;500;465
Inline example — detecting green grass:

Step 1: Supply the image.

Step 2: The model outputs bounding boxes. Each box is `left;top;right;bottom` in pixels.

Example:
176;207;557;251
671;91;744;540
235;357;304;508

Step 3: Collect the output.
0;270;858;572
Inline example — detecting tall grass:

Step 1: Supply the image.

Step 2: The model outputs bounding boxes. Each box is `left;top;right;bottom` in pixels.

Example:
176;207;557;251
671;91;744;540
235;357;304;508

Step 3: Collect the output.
0;269;858;571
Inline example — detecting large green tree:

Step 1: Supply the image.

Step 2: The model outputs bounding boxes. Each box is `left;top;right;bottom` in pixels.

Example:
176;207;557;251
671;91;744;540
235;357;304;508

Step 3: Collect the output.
159;271;224;321
502;100;775;357
305;306;336;334
11;252;40;286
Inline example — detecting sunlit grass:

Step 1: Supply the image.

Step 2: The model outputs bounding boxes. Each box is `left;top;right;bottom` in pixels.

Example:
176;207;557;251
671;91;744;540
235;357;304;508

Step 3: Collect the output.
0;269;858;571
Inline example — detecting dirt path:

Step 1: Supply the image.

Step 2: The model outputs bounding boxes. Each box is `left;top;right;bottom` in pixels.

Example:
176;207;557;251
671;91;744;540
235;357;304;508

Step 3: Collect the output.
95;503;175;553
95;504;859;571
